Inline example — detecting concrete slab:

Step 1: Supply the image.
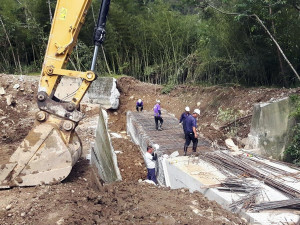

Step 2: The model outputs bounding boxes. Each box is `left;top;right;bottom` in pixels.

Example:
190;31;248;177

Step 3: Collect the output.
91;108;121;183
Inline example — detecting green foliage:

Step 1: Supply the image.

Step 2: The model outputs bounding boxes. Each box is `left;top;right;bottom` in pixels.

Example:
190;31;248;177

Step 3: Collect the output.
289;95;300;120
0;0;300;87
284;95;300;165
161;84;175;94
216;107;242;137
216;107;241;123
284;123;300;166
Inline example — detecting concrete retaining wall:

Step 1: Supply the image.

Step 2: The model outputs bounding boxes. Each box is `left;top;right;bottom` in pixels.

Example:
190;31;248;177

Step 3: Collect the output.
246;97;295;159
91;109;121;182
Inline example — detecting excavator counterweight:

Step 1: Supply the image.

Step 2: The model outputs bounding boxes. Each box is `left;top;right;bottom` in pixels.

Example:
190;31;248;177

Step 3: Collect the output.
0;0;111;188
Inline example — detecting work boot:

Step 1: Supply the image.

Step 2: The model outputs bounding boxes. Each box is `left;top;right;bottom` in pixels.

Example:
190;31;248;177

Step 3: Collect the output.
184;146;188;156
158;124;162;131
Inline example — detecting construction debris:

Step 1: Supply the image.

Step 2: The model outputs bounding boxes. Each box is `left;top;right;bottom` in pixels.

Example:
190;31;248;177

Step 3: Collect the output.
202;151;300;198
250;198;300;212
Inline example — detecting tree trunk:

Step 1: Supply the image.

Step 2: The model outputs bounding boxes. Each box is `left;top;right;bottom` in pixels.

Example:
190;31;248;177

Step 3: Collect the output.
269;6;285;76
48;0;53;23
0;16;18;71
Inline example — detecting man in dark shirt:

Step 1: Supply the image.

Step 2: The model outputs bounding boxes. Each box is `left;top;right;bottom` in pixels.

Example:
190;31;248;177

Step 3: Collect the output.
136;99;143;112
179;106;190;134
184;109;200;156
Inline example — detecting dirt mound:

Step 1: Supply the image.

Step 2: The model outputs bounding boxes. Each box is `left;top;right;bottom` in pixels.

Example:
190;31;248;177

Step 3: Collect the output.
0;74;38;164
2;75;298;224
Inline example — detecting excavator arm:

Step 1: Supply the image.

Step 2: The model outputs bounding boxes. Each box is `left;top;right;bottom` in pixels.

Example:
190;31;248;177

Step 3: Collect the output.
0;0;111;188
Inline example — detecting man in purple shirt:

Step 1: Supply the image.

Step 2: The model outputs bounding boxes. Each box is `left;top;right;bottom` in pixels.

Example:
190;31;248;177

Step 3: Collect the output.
136;99;143;112
153;100;163;131
184;109;200;156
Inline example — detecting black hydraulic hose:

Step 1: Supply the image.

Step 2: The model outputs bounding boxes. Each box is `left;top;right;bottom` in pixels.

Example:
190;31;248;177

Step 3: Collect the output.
94;0;110;46
91;0;111;71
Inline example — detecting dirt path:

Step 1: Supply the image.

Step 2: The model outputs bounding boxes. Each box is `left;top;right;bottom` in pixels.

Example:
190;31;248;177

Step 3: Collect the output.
1;74;298;224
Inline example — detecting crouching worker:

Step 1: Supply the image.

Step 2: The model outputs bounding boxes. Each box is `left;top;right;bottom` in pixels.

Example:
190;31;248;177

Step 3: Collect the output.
144;145;158;184
136;99;143;112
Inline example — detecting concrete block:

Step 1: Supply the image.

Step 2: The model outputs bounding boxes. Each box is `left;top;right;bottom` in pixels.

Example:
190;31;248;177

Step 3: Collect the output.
54;77;119;109
88;77;120;109
246;97;295;159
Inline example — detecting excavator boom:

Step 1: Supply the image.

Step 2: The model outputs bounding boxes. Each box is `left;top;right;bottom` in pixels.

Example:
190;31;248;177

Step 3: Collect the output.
0;0;110;188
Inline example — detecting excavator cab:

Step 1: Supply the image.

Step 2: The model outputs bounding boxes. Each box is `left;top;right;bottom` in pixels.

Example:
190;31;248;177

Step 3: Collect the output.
0;0;110;188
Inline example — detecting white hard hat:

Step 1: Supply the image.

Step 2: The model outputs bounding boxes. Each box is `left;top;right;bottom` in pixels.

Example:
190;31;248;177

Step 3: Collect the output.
153;144;160;151
156;100;160;103
185;106;190;112
193;109;200;115
138;99;142;103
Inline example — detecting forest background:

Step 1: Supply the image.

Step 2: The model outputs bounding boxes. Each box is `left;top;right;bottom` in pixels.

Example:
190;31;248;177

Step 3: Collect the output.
0;0;300;87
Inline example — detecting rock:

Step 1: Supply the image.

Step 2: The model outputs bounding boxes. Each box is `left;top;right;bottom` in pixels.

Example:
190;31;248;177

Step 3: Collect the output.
0;87;5;95
6;204;12;210
56;218;64;225
129;95;134;100
7;214;12;217
21;212;26;217
113;112;118;116
156;215;176;225
225;138;239;152
5;95;12;106
196;102;201;106
13;84;20;89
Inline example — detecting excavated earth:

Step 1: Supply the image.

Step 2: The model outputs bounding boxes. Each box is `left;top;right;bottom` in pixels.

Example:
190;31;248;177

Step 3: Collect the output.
0;74;299;224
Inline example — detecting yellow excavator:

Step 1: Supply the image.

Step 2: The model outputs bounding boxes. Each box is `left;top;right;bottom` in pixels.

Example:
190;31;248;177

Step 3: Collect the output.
0;0;110;188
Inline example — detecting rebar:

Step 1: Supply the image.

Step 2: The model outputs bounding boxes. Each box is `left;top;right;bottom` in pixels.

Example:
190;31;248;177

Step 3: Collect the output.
251;198;300;212
201;151;300;198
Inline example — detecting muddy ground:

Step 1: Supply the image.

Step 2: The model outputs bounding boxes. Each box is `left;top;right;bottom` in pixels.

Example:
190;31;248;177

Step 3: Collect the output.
0;74;299;224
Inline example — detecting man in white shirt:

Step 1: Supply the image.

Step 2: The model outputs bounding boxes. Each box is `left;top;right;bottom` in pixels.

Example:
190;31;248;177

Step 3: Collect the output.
144;145;157;184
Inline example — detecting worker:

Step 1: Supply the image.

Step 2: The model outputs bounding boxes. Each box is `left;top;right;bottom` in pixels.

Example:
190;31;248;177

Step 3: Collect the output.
179;106;190;134
136;99;143;112
144;145;158;184
153;100;163;130
183;109;200;156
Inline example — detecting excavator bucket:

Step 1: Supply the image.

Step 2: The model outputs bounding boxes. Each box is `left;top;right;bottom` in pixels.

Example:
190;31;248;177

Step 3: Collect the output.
0;119;81;189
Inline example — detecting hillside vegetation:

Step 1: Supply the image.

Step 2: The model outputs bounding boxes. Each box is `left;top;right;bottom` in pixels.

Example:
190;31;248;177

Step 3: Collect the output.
1;0;300;87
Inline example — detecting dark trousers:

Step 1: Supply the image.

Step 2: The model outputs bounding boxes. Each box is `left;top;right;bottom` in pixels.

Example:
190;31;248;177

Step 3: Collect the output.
154;116;163;129
136;106;143;111
147;168;157;184
184;132;198;150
